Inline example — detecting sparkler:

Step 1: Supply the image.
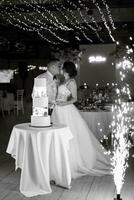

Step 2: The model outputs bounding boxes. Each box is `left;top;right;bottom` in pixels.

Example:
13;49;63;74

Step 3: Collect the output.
111;56;133;200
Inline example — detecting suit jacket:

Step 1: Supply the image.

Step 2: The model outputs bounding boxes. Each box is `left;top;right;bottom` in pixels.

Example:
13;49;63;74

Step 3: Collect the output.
32;71;57;108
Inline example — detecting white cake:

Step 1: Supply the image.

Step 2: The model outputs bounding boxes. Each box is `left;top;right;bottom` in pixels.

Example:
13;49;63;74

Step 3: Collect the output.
31;78;51;127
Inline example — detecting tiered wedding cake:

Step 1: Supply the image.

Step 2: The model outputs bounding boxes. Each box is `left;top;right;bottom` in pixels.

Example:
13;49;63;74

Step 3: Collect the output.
31;78;51;127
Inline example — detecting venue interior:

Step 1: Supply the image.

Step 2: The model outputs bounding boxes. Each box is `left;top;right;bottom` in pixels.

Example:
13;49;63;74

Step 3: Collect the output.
0;0;134;200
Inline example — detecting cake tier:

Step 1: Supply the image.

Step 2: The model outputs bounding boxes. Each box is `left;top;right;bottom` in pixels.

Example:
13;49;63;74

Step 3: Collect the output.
32;78;47;97
33;88;47;98
31;115;51;127
33;97;48;107
32;107;48;116
34;78;46;87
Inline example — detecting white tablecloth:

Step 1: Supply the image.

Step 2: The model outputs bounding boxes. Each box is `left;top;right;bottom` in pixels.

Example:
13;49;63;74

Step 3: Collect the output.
80;111;113;140
6;123;73;197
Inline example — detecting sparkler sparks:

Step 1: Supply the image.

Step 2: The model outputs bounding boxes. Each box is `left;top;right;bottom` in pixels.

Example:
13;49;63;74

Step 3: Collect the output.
111;101;131;195
111;57;134;197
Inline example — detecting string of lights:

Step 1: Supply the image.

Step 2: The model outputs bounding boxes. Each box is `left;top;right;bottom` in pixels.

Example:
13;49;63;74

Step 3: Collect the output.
66;0;104;42
0;1;69;43
22;0;72;31
0;10;36;32
53;0;98;40
101;0;116;30
78;0;100;29
0;11;61;45
77;0;104;42
37;31;60;45
62;7;93;42
0;0;116;44
51;0;93;42
91;0;115;42
2;12;61;45
32;1;73;31
64;0;93;42
20;1;70;43
48;2;78;29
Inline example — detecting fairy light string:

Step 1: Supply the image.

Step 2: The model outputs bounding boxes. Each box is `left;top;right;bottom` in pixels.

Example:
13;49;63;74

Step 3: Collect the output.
22;0;72;31
0;7;61;45
0;9;35;32
0;0;69;43
78;0;100;30
91;0;115;42
0;0;115;43
52;0;93;42
66;0;104;42
77;0;104;42
101;0;116;30
18;0;70;43
60;2;93;42
32;1;72;31
48;1;78;30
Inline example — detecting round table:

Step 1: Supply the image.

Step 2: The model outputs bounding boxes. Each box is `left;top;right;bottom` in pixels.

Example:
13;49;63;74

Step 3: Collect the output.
6;123;73;197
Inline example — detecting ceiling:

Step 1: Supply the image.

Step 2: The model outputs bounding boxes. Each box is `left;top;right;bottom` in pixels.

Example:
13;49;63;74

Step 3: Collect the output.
0;0;134;59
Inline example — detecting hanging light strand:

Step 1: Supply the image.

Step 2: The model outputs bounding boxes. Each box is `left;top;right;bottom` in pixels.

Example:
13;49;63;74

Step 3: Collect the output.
50;0;93;42
24;0;72;31
0;9;36;32
0;10;61;44
21;1;69;43
21;0;65;30
77;0;104;42
101;0;116;30
62;0;93;41
91;0;115;42
0;0;115;44
34;0;73;31
66;0;103;42
59;1;93;42
78;0;100;30
20;0;70;43
0;1;69;43
37;30;60;45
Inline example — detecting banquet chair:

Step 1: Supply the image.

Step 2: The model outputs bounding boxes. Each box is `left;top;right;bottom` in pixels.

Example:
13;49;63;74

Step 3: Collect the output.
14;89;24;116
0;91;4;117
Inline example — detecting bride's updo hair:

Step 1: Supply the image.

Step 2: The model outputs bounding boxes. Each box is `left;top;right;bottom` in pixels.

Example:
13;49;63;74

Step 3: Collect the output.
63;61;77;78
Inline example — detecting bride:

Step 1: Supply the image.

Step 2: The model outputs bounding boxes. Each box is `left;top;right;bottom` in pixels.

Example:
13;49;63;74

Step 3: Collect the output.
52;61;111;179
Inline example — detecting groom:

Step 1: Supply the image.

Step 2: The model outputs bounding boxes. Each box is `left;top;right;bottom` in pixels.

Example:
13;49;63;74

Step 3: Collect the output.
34;59;60;115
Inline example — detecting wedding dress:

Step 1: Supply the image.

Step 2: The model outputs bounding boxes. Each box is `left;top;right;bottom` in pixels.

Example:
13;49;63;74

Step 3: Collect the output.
52;79;111;179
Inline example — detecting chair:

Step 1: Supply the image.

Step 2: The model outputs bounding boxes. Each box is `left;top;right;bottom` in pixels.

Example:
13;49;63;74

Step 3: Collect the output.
0;91;4;117
14;89;24;116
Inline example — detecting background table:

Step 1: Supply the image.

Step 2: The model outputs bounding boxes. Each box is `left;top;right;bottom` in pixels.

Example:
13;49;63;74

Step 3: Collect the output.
6;123;73;197
80;111;113;140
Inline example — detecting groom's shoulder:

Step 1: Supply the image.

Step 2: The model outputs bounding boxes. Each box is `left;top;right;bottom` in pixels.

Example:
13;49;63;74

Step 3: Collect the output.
36;72;53;84
37;72;47;78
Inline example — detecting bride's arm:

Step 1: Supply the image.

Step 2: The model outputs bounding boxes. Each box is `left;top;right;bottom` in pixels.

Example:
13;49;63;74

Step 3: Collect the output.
67;80;77;103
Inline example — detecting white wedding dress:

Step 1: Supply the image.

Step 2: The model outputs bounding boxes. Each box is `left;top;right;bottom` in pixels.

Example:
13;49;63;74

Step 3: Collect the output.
52;79;111;179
